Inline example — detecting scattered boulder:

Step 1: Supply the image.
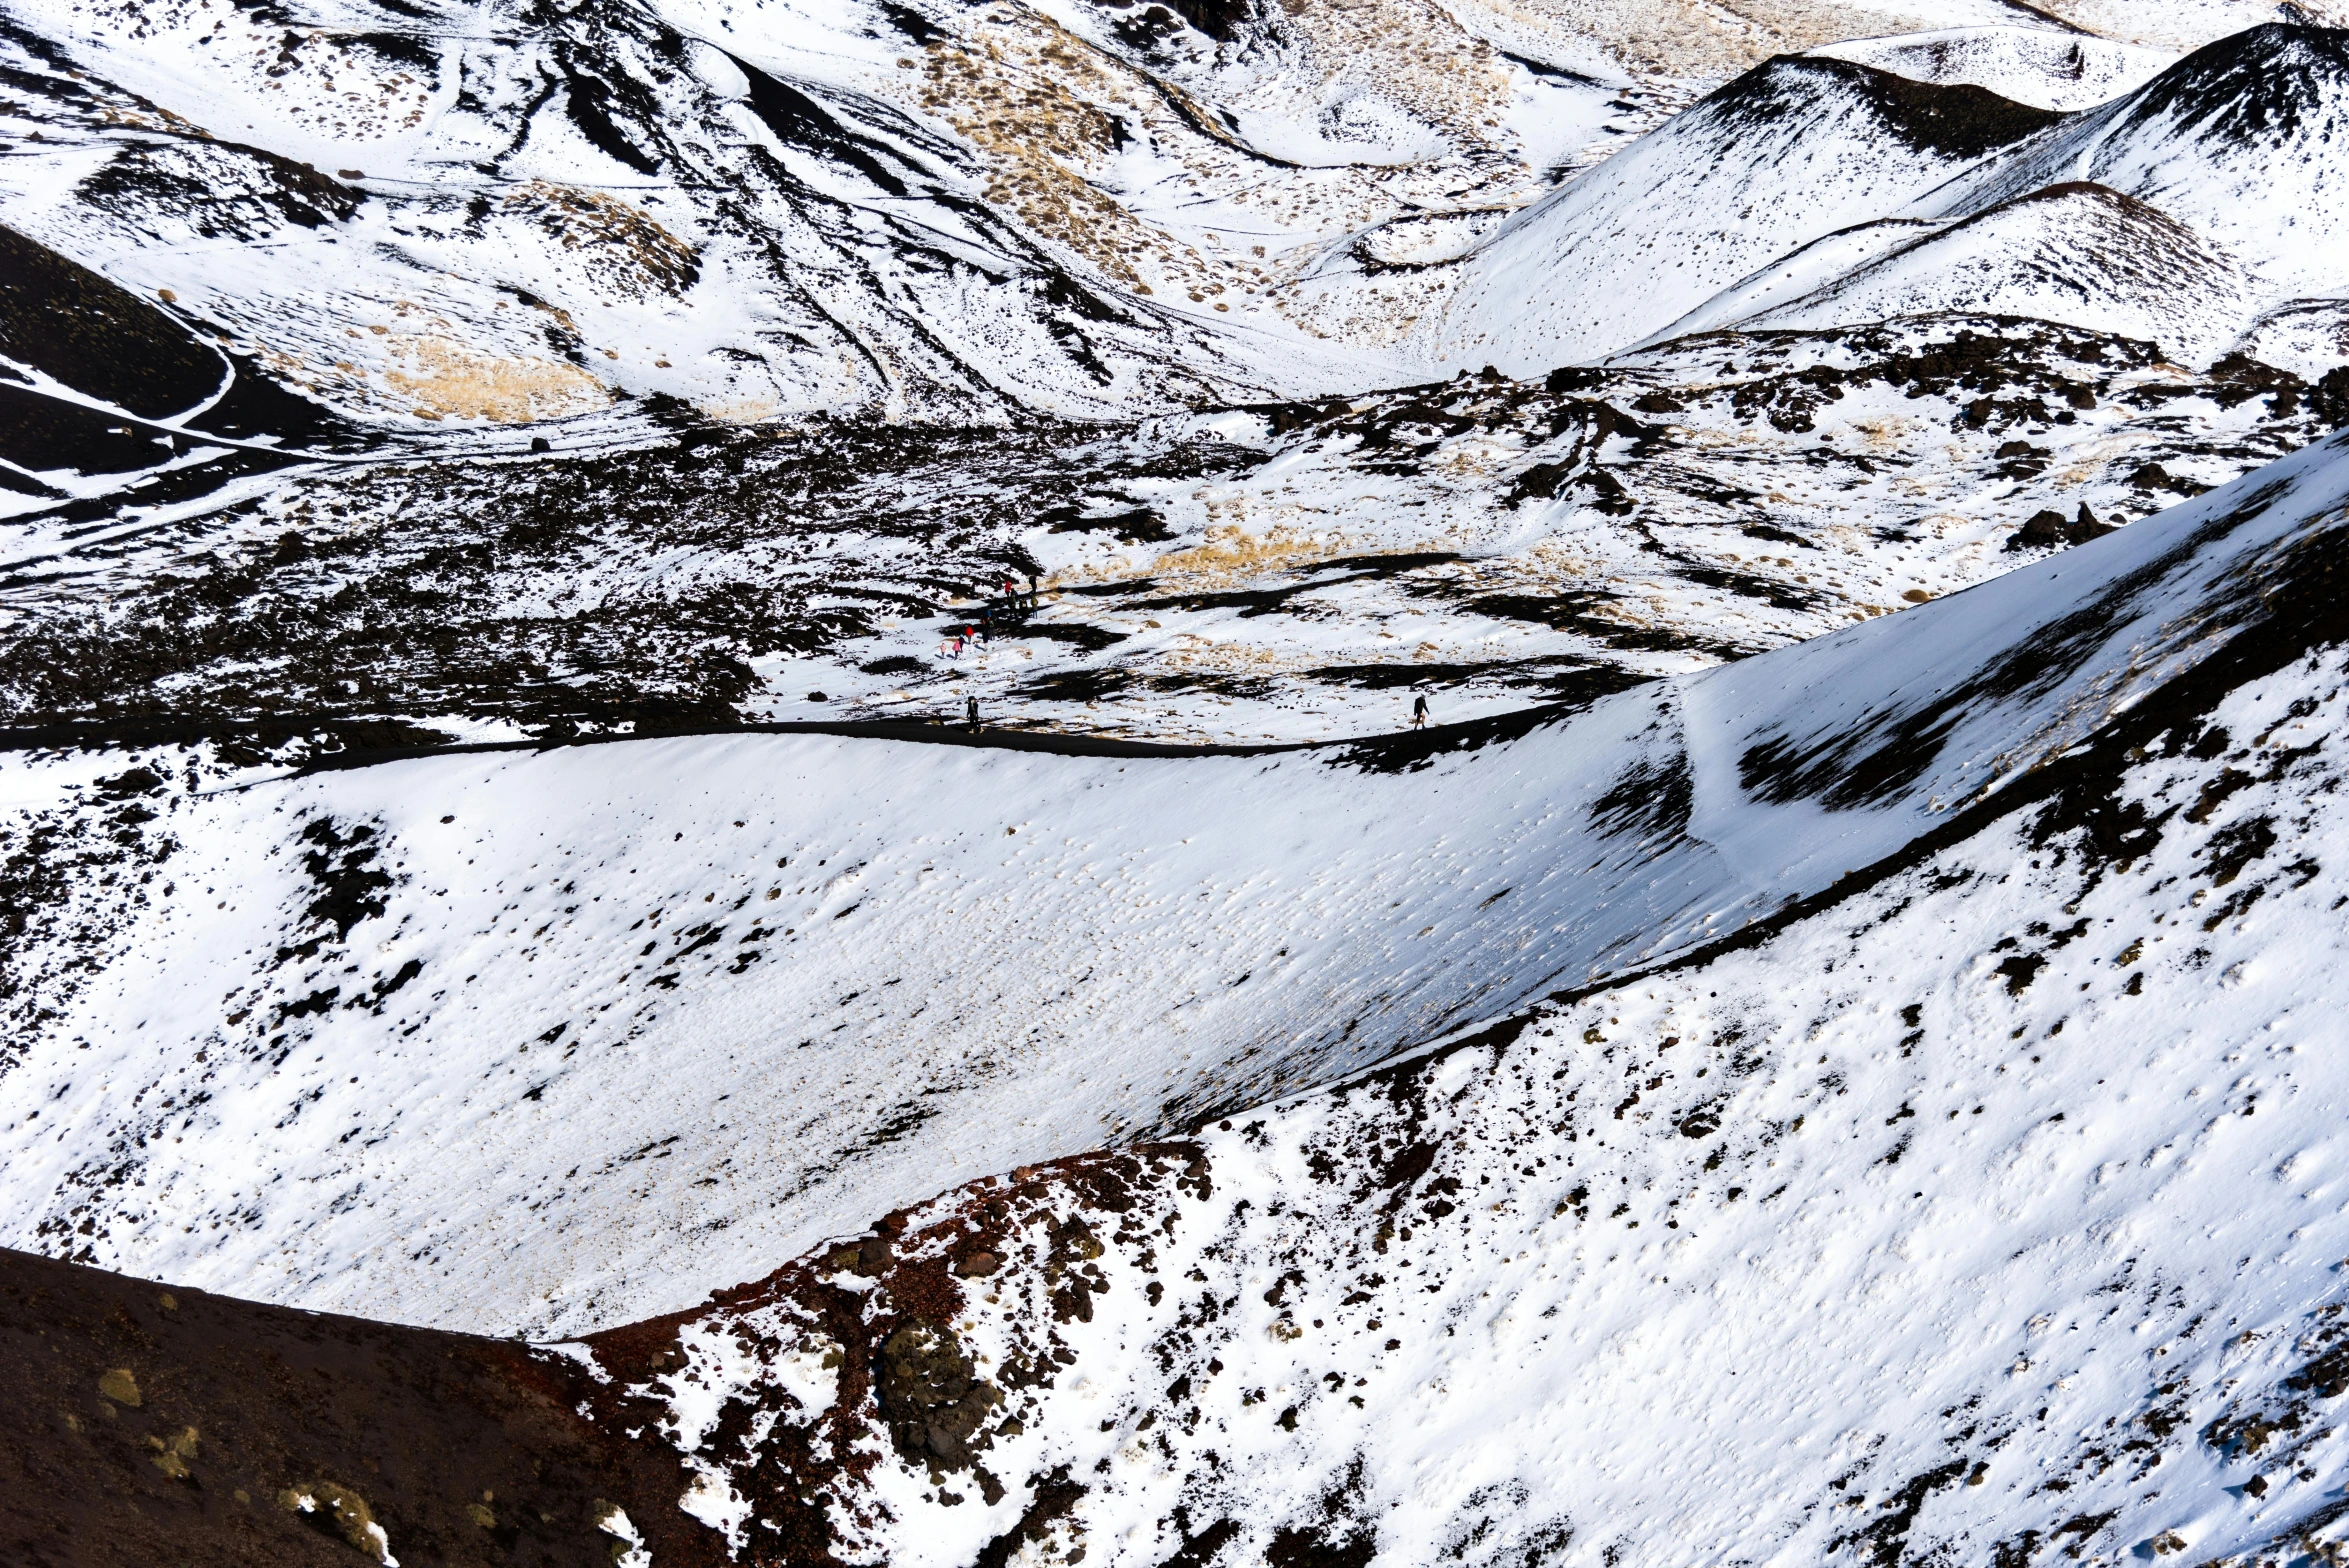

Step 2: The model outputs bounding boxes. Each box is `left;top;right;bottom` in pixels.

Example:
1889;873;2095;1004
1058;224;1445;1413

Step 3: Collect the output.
2007;502;2116;552
2313;365;2349;428
279;1480;392;1562
875;1319;999;1472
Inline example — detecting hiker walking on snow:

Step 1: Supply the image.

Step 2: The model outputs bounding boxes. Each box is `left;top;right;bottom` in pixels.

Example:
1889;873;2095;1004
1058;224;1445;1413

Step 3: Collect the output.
1412;694;1429;730
966;694;980;730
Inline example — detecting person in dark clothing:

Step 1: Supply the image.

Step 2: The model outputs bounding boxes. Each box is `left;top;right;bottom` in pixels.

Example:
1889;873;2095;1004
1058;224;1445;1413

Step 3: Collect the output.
1411;694;1429;729
966;694;979;729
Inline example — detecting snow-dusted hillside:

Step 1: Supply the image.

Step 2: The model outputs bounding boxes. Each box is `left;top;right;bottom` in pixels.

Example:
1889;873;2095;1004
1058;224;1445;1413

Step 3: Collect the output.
1807;24;2176;110
18;2;2349;1564
8;420;2348;1343
1919;24;2349;311
1438;23;2349;378
12;3;2349;744
0;0;1302;432
532;429;2349;1568
1736;182;2260;360
1434;56;2063;373
10;310;2336;753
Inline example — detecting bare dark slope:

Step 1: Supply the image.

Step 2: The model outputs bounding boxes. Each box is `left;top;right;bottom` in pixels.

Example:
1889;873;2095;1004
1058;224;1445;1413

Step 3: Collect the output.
1706;52;2067;159
0;223;222;417
2100;21;2349;148
0;223;392;498
0;1244;717;1568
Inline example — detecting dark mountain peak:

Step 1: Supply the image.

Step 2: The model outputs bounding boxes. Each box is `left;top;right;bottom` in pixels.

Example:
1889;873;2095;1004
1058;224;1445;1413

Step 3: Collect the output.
1702;53;2067;161
2110;21;2349;146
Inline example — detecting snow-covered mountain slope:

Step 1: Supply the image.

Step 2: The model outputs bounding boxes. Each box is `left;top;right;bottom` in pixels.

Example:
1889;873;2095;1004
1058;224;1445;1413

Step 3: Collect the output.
0;0;2320;458
0;0;1326;429
6;425;2347;1342
1631;216;1941;344
28;489;2349;1567
556;430;2349;1568
0;218;410;511
13;4;2347;744
1436;23;2349;379
0;0;1819;445
1432;57;2065;373
21;2;2349;1557
2236;297;2349;381
1918;23;2349;306
2027;0;2344;51
1736;181;2261;361
1807;23;2176;109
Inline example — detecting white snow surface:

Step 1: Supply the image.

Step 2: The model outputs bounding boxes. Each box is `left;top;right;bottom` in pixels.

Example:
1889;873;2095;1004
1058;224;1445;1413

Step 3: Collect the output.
1437;23;2349;378
1432;54;2041;374
8;429;2348;1338
8;0;2349;1554
1914;24;2349;310
2234;297;2349;381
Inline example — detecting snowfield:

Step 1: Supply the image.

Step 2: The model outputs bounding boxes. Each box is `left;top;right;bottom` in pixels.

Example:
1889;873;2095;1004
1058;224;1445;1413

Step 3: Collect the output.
1806;25;2178;111
1434;55;2065;374
12;0;2349;1563
1733;182;2261;364
1441;24;2349;377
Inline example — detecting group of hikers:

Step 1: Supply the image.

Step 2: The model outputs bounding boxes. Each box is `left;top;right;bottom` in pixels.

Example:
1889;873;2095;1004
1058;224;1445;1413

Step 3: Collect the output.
940;574;1040;660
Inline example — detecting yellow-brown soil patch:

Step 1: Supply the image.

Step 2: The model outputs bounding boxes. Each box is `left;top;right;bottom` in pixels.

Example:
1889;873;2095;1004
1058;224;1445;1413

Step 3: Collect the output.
383;335;611;422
